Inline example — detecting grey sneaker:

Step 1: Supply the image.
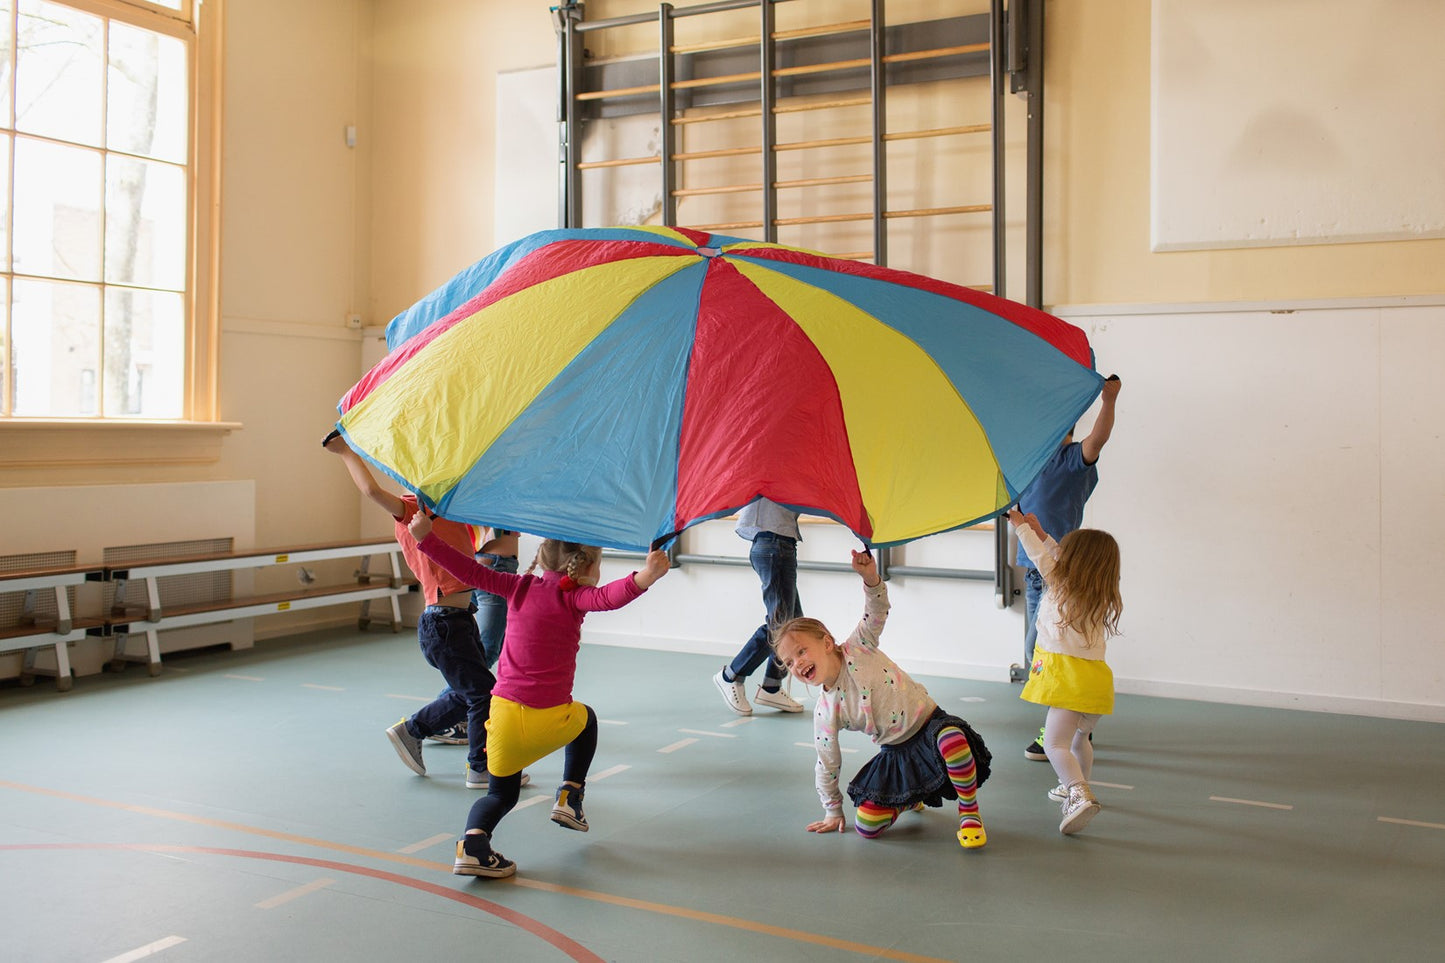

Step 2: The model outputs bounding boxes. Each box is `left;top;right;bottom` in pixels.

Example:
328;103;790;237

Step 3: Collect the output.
467;766;530;790
753;686;804;712
453;833;515;878
550;783;588;832
1059;783;1101;835
386;719;426;775
713;669;752;715
428;722;467;745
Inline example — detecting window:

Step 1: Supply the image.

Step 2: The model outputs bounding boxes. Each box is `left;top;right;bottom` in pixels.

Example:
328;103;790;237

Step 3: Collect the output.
0;0;217;422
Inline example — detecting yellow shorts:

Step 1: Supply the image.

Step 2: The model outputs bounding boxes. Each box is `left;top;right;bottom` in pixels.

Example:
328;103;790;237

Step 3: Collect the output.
484;696;590;777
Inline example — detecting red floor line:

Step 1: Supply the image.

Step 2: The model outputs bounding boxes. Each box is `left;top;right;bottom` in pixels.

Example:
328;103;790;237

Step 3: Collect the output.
1;843;604;963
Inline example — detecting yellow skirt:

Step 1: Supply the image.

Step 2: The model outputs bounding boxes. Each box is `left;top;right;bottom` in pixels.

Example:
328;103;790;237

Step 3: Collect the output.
1020;650;1114;715
484;696;590;777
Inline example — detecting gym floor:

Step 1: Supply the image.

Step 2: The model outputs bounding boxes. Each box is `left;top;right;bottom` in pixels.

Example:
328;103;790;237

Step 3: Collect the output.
2;627;1441;962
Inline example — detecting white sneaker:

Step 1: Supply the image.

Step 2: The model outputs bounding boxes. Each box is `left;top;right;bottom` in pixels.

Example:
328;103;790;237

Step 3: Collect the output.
753;686;804;712
1059;783;1101;835
712;669;752;714
1047;784;1068;802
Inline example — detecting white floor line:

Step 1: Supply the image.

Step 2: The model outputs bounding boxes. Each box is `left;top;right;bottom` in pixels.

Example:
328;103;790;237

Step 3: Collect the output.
795;741;857;754
1378;816;1445;831
678;728;737;739
254;878;336;910
958;696;987;703
513;795;552;810
397;832;453;854
301;684;344;691
590;764;631;781
384;694;430;702
1092;781;1134;790
720;717;755;728
100;936;188;962
1209;795;1293;811
599;718;628;726
657;738;699;754
224;674;263;682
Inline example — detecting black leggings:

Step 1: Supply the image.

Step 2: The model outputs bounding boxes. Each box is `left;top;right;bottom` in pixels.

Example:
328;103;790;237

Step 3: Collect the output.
467;704;598;835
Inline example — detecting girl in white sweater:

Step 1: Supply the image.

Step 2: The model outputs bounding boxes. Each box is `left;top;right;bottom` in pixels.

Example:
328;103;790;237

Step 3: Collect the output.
1006;508;1122;835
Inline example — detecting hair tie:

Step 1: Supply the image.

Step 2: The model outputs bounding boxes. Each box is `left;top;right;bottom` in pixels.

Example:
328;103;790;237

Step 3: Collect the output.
559;576;578;591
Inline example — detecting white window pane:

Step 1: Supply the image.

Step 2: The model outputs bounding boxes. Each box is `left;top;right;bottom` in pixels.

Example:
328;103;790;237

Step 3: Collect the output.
14;138;102;281
0;278;9;414
11;277;101;417
109;21;188;164
0;135;10;273
106;156;185;290
0;2;13;123
16;0;103;146
104;287;183;418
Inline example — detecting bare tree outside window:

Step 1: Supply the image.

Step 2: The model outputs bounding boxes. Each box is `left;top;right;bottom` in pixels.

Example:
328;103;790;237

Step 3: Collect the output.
2;0;188;419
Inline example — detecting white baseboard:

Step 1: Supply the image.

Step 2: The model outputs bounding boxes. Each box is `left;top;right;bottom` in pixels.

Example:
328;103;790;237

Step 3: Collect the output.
581;633;1445;724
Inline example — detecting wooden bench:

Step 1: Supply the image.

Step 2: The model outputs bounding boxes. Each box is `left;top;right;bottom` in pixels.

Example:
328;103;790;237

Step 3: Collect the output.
104;539;416;676
0;564;106;691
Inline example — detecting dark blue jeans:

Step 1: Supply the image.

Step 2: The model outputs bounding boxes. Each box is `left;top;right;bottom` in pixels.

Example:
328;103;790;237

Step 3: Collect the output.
408;605;495;774
473;553;518;668
728;532;801;686
1023;566;1044;666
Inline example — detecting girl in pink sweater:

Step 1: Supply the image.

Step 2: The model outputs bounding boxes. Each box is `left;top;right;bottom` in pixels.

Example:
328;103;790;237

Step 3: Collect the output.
408;512;670;878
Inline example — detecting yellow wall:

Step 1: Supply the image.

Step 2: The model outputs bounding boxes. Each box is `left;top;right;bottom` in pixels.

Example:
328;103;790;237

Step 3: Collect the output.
1046;0;1445;306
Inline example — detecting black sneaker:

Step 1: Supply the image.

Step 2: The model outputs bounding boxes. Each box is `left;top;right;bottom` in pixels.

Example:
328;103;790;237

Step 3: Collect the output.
427;722;467;745
550;784;588;832
1024;727;1047;761
453;833;516;878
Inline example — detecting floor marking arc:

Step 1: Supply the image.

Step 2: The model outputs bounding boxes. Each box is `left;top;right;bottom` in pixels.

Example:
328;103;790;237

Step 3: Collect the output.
4;843;603;963
0;780;954;963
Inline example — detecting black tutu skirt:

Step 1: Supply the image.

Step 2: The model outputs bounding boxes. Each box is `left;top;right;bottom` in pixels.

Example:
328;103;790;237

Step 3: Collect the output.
845;706;992;809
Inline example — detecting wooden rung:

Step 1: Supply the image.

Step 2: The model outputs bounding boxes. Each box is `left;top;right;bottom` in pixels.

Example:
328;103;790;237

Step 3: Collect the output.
577;155;662;170
775;174;874;189
775;134;870;152
672;145;763;162
887;123;992;141
672;183;763;197
774;96;872;114
670;96;874;127
577;42;989;103
576;82;662;102
830;252;875;261
673;107;763;125
669;19;873;56
691;205;992;229
681;220;765;232
589;122;989;169
885;204;992;218
887;42;990;64
672;173;871;197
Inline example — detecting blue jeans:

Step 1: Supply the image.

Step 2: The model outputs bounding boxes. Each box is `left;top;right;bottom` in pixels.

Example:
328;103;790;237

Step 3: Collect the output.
728;532;801;686
1023;566;1044;666
408;605;495;774
473;553;518;668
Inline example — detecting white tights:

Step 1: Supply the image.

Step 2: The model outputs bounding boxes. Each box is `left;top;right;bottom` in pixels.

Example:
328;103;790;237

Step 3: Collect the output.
1043;707;1101;789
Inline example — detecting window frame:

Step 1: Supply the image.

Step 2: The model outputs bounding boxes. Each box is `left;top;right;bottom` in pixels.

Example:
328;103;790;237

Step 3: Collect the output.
0;0;230;465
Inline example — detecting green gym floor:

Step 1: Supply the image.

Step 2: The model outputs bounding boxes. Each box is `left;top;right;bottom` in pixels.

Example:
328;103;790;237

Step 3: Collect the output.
2;628;1442;962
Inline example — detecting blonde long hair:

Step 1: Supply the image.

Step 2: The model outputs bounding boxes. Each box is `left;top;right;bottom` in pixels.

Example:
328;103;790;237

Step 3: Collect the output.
527;539;602;585
1051;528;1122;644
